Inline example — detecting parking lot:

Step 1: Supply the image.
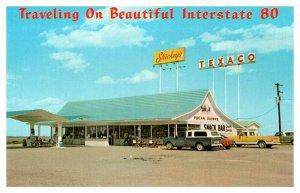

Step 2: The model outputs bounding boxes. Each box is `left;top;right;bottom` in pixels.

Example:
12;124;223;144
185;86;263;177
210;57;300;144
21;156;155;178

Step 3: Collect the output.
7;145;293;187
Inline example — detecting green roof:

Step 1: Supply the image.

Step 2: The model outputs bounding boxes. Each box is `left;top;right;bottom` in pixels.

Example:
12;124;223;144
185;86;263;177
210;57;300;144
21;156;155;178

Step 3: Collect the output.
7;109;42;118
57;89;209;122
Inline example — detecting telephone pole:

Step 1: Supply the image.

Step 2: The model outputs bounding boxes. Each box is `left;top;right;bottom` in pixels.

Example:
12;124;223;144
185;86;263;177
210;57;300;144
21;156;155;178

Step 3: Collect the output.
275;82;283;136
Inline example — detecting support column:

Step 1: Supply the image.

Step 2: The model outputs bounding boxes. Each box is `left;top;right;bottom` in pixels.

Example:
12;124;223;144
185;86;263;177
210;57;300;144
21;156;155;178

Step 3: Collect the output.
57;122;63;147
138;125;141;141
107;125;109;139
50;126;53;140
150;125;153;139
134;125;136;138
167;124;170;138
38;125;41;139
29;123;35;142
118;126;121;139
175;124;178;137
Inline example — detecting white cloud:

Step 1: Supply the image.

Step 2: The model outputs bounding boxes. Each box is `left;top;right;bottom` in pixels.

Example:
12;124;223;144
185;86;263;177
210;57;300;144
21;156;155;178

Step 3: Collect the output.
198;32;222;43
199;23;293;54
49;51;89;73
41;23;153;50
7;97;65;112
175;37;196;48
95;76;116;84
81;7;155;30
122;70;158;84
226;66;244;75
7;73;22;81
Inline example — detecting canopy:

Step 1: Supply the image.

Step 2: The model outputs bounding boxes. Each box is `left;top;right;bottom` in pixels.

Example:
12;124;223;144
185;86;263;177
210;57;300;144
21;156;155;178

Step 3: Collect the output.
7;109;68;123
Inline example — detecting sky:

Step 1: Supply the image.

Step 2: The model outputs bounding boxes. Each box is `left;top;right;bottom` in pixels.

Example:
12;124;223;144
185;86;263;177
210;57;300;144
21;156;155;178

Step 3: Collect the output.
6;6;294;136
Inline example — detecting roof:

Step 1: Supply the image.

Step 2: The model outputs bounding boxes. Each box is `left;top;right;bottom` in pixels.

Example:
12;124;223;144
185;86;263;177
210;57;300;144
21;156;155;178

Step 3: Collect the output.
57;89;209;122
7;109;68;123
237;121;261;128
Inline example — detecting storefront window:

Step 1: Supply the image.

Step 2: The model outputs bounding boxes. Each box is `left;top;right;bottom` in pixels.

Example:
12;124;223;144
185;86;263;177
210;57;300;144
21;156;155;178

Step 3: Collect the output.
177;124;187;134
169;124;175;137
188;124;201;130
74;127;85;139
87;126;97;139
97;126;107;139
141;125;151;139
152;125;168;139
109;126;119;139
65;127;73;139
120;126;134;139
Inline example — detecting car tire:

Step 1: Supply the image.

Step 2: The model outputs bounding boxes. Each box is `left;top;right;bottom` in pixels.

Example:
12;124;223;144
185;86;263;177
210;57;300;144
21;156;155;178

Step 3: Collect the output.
258;141;266;148
177;147;182;150
225;146;231;150
195;143;204;151
291;140;294;145
166;142;173;150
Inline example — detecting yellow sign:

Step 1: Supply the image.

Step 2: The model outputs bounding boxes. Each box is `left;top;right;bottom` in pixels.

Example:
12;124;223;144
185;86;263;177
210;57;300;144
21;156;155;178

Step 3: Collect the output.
154;47;185;65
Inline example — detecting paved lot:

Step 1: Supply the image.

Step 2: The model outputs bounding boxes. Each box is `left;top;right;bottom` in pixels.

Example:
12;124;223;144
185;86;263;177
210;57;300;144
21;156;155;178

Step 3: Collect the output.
7;145;293;187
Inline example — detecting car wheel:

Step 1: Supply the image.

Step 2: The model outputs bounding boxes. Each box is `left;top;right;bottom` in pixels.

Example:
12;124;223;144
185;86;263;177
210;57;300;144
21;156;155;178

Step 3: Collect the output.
291;140;294;145
195;143;204;151
166;142;173;150
177;147;182;150
258;141;266;148
225;146;231;150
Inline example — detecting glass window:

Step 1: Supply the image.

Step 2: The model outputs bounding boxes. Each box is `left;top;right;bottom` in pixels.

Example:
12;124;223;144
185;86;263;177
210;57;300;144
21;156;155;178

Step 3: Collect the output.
65;127;73;139
177;124;187;133
194;131;207;137
141;125;151;139
249;132;255;136
152;125;168;139
97;126;107;139
74;127;85;139
169;124;175;137
87;126;96;139
188;124;201;130
187;132;192;137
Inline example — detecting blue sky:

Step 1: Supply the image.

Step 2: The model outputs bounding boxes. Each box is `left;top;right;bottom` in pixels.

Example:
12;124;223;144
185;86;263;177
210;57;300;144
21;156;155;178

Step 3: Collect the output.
6;6;293;136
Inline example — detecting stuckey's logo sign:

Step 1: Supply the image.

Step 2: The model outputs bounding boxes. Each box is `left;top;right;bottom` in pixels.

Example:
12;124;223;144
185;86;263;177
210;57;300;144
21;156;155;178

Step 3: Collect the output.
154;47;185;65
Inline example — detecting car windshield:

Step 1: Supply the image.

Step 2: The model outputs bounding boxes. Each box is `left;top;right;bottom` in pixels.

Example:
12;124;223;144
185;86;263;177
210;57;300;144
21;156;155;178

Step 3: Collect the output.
211;131;220;136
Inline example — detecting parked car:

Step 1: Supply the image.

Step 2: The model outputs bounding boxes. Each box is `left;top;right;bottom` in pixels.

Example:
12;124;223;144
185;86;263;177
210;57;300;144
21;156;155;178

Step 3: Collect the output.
229;134;280;148
275;131;294;145
220;135;234;149
163;130;222;151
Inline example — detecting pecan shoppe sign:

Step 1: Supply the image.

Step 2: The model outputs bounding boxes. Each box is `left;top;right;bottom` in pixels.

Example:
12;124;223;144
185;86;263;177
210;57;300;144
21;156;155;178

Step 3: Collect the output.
154;47;185;65
199;52;256;69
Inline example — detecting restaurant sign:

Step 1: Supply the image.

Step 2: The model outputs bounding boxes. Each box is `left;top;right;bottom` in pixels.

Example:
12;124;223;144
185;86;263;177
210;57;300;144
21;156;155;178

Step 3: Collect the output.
154;47;185;65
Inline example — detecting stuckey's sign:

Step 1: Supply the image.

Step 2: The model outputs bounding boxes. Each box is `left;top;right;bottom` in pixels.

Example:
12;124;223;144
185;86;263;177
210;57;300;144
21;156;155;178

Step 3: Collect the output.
199;52;255;69
154;47;185;65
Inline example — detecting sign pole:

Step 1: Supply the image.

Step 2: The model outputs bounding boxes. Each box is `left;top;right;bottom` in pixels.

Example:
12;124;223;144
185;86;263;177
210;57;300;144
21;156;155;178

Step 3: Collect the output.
176;62;179;92
224;68;227;114
237;65;240;120
212;68;215;96
159;65;162;93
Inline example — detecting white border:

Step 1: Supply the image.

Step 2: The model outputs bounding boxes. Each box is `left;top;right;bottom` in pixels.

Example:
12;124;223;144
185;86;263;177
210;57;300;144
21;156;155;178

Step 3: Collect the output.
1;0;298;193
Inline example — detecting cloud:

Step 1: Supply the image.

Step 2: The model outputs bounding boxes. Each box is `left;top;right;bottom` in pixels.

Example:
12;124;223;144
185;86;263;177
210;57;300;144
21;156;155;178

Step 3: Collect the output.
199;23;293;54
7;73;22;81
41;23;153;50
7;97;65;112
95;76;116;84
226;66;244;75
198;32;222;43
49;51;89;73
122;70;158;84
81;7;156;30
175;37;196;48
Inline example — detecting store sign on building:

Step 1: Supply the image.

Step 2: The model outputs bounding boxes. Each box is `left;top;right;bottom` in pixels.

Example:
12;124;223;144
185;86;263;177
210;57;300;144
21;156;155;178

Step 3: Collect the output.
199;52;255;69
154;47;185;65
